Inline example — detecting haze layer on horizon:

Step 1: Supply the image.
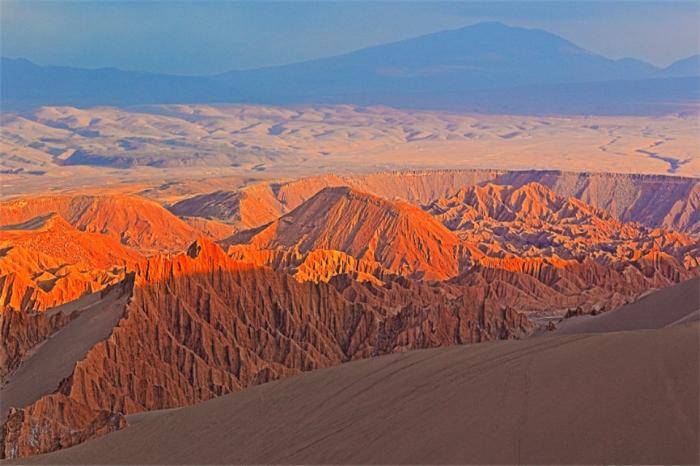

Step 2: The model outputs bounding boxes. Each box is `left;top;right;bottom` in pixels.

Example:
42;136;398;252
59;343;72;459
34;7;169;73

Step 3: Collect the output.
1;0;699;75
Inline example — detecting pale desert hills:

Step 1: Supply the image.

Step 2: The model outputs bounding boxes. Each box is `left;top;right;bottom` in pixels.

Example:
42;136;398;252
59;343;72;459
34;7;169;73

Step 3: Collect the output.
1;104;699;198
2;18;699;464
15;278;699;465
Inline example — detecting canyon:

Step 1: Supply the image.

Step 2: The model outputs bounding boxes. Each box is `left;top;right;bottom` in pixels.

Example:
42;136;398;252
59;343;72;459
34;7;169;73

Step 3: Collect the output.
2;14;699;463
17;290;699;464
0;168;698;459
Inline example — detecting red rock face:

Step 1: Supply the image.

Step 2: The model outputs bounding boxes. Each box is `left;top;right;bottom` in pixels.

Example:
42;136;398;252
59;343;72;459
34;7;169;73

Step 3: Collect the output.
0;194;201;253
227;182;698;321
0;213;142;312
168;170;700;234
2;394;126;460
226;187;464;280
1;170;698;460
1;239;532;458
424;182;698;264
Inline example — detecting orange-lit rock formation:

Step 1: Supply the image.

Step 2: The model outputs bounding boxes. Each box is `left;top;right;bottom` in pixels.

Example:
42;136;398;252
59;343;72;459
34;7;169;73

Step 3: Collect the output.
0;213;141;311
1;239;531;458
1;194;200;253
1;171;698;460
228;183;698;320
226;187;463;280
172;170;700;234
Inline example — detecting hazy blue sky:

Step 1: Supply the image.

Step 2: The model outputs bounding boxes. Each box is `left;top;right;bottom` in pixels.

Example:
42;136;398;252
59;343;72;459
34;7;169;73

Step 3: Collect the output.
2;1;698;75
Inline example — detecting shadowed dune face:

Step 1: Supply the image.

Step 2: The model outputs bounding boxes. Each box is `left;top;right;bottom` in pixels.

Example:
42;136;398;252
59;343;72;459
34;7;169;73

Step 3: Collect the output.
0;281;133;424
551;275;700;335
16;322;700;465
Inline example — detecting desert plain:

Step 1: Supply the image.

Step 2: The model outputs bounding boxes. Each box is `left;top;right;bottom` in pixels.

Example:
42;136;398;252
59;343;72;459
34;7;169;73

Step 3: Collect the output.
2;105;698;198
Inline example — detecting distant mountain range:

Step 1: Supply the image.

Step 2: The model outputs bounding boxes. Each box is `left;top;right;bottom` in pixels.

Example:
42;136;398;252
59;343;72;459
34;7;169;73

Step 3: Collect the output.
2;22;698;114
659;54;700;77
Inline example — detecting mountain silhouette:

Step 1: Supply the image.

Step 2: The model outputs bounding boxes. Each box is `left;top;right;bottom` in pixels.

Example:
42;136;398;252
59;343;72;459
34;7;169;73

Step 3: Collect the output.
2;22;697;114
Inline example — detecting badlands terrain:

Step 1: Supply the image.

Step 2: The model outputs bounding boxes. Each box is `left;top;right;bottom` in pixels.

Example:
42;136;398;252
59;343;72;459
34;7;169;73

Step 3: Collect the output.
16;279;700;465
1;105;699;198
2;16;699;464
0;166;699;462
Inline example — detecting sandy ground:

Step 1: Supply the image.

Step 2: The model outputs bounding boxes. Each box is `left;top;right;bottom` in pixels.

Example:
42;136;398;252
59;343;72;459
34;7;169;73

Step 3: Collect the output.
2;105;698;198
19;281;700;465
551;276;700;335
0;287;128;423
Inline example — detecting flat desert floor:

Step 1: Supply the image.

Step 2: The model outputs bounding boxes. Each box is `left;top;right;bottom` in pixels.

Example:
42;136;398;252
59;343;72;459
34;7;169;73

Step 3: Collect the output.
2;105;698;197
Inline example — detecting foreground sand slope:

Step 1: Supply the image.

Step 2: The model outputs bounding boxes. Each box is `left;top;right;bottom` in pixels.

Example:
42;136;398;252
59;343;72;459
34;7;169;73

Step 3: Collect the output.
553;276;700;335
22;321;699;464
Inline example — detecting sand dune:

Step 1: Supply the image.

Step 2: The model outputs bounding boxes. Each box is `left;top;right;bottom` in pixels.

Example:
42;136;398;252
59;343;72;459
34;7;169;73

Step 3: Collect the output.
20;317;699;464
553;276;700;335
0;284;130;423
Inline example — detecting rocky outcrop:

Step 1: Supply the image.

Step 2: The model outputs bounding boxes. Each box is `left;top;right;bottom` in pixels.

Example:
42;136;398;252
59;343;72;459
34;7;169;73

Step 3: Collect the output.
172;170;700;234
0;194;201;252
0;213;141;311
425;182;699;262
1;394;126;460
1;175;698;459
0;239;532;458
226;183;697;317
226;186;464;280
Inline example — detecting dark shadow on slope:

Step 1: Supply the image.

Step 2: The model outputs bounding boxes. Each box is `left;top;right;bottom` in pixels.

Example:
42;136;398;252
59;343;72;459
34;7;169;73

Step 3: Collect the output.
0;276;134;423
18;321;699;465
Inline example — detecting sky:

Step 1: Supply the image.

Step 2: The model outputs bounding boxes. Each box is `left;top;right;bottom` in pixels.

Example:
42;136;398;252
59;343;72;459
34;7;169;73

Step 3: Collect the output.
1;1;699;75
